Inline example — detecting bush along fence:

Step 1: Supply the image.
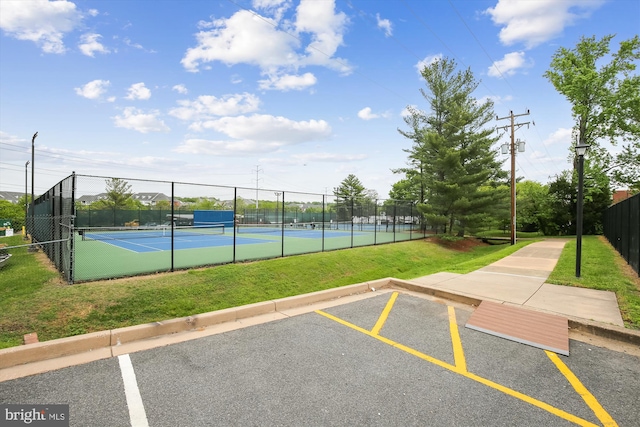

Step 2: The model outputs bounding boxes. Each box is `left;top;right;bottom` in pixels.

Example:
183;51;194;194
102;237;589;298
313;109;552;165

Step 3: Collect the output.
603;192;639;276
27;173;425;283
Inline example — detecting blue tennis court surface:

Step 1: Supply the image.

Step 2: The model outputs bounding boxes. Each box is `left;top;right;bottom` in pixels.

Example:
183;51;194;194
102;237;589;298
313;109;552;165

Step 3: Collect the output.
90;234;275;253
237;229;358;239
79;225;369;254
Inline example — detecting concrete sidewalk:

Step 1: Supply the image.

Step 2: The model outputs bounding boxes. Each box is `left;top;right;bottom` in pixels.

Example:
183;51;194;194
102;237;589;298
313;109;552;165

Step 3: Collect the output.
410;240;625;327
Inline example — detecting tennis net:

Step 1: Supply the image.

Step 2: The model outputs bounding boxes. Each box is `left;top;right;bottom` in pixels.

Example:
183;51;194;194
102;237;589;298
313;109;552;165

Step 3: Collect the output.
77;223;225;241
235;222;326;234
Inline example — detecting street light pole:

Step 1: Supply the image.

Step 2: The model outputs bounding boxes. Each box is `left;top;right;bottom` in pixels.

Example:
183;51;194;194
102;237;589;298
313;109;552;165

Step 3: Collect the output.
30;132;37;239
274;192;282;223
575;142;589;278
24;161;30;240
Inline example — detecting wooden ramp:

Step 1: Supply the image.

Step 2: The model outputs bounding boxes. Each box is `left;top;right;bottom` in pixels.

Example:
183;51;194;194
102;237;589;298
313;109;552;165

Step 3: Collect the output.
465;301;569;356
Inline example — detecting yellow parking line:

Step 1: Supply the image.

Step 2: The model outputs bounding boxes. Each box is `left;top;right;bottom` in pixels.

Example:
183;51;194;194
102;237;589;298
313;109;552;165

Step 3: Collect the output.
371;292;398;335
316;309;602;427
546;350;619;427
448;306;467;373
317;309;457;372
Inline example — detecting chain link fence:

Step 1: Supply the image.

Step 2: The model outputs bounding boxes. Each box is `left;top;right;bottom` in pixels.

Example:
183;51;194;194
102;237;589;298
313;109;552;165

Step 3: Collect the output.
25;174;75;282
26;173;427;283
603;193;639;276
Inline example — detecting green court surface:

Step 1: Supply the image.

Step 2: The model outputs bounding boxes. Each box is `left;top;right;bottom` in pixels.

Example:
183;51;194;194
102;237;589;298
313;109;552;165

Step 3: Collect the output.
73;228;421;282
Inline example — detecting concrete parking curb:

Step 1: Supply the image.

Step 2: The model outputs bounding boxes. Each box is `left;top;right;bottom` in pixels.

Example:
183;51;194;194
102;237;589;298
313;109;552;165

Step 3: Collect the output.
1;277;638;374
0;280;380;371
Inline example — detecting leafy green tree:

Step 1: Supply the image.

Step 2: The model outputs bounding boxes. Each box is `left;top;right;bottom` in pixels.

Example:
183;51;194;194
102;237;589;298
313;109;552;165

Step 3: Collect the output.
516;181;551;233
580;160;612;234
151;200;172;210
388;178;420;202
544;34;640;190
0;200;25;230
546;172;574;236
397;57;508;235
190;198;224;210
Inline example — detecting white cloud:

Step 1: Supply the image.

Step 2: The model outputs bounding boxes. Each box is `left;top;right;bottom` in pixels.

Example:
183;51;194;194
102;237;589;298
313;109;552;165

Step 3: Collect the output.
477;94;513;105
258;72;317;91
358;107;376;120
544;127;573;147
253;0;291;8
172;84;188;94
78;33;109;57
415;54;442;74
488;51;528;77
357;107;390;120
295;0;350;71
181;0;350;76
252;0;292;21
74;79;110;99
376;13;392;37
485;0;605;48
113;107;170;133
169;93;261;121
181;10;299;72
0;0;82;53
194;114;331;143
175;138;281;155
125;82;151;100
401;105;419;118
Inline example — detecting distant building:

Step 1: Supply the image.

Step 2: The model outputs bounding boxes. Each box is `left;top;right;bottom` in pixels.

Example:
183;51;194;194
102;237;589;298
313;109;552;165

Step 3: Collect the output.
76;193;107;206
132;192;172;206
612;190;633;205
76;192;174;207
0;191;23;204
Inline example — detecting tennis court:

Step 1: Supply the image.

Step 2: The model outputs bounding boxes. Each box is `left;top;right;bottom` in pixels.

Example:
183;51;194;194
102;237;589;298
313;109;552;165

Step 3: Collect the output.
28;173;426;283
72;223;410;282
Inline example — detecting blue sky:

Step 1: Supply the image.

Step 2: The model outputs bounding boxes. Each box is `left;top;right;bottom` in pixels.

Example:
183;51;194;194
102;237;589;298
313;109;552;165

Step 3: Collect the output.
1;0;638;200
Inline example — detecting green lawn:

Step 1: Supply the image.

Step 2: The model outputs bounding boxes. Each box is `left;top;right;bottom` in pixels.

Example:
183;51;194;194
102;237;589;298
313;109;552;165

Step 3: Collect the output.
0;235;531;348
1;233;638;350
547;235;640;329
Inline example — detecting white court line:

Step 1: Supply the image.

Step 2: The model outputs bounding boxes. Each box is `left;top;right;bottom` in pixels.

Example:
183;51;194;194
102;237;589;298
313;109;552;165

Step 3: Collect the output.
118;354;150;427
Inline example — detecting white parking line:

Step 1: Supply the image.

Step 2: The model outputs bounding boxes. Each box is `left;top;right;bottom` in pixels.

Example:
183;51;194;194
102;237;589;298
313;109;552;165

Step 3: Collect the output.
118;354;149;427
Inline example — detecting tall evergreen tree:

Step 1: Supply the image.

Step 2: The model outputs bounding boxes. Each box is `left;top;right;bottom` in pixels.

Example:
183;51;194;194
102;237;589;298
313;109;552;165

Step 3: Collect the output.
94;178;136;209
396;57;507;235
333;174;367;222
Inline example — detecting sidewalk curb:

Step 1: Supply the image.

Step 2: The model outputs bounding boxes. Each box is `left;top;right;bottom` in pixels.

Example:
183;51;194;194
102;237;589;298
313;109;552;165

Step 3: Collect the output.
387;278;640;347
1;277;637;374
0;280;383;371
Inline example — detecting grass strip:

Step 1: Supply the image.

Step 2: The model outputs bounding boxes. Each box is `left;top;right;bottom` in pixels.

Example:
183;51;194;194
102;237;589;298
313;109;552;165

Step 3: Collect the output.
547;236;640;329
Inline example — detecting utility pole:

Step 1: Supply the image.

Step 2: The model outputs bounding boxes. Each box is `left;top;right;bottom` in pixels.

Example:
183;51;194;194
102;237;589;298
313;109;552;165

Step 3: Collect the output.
496;111;530;245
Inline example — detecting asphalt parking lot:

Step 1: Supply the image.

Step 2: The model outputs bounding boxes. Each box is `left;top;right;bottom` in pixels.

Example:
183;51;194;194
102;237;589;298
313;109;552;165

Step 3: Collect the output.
1;291;638;426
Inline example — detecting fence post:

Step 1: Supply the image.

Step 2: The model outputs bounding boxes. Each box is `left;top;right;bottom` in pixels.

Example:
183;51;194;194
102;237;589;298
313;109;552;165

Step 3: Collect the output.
233;187;237;263
281;192;285;257
171;182;174;272
322;195;325;252
70;172;76;284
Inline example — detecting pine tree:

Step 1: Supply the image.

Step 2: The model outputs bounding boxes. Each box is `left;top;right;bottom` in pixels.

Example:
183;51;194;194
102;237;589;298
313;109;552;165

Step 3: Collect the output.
397;57;507;235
